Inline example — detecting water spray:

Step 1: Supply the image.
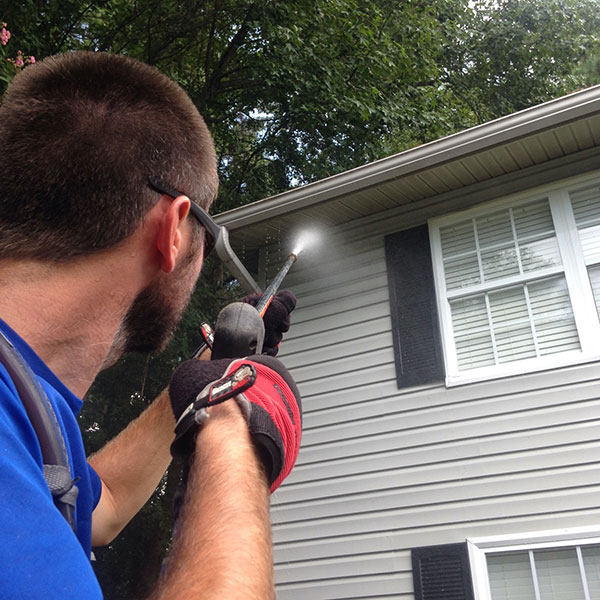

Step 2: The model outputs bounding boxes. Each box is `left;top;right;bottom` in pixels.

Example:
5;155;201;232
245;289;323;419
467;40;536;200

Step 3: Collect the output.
253;228;321;315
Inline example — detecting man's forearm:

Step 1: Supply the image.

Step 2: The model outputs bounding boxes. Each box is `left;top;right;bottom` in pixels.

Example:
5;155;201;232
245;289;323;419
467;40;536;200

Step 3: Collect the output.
89;388;175;545
151;402;274;600
90;350;215;544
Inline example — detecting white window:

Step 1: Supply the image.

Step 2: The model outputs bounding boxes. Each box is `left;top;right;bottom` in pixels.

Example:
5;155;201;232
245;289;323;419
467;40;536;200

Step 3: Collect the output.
429;173;600;385
469;529;600;600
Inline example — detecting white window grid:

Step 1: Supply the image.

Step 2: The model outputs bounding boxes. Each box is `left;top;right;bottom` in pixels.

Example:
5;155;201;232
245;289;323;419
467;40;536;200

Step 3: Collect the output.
429;171;600;386
468;527;600;600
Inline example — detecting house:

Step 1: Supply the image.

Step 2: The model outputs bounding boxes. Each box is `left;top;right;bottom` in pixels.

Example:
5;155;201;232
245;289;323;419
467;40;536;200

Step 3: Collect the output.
215;85;600;600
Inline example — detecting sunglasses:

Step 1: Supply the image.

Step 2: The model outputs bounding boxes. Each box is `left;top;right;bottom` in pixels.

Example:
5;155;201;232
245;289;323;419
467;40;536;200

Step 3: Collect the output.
148;176;219;257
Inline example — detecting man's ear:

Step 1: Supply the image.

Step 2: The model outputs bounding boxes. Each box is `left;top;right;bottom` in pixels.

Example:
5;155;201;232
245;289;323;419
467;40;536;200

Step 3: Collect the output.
156;195;191;273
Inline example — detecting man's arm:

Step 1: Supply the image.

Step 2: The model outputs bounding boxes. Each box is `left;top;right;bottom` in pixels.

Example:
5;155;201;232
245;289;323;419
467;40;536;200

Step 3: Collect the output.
89;388;175;546
150;401;274;600
89;347;215;545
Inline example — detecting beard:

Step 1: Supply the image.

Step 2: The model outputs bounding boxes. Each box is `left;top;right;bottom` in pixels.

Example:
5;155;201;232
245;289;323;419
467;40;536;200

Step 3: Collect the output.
114;245;201;358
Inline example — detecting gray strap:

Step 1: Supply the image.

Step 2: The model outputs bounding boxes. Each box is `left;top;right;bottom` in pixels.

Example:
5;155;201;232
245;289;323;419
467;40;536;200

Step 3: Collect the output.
43;464;79;508
0;330;77;531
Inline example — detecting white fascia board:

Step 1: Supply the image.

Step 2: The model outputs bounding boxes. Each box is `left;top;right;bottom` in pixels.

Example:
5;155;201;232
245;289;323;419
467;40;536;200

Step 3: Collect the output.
214;84;600;230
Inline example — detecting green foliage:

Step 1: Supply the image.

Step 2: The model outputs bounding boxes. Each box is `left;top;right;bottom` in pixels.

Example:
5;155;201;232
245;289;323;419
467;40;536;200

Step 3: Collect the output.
0;19;36;85
3;1;600;206
61;0;457;205
3;1;600;597
448;0;600;121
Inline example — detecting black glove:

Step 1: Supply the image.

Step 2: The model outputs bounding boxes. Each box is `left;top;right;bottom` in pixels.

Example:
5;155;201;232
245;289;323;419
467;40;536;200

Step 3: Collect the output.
243;290;296;356
169;355;302;492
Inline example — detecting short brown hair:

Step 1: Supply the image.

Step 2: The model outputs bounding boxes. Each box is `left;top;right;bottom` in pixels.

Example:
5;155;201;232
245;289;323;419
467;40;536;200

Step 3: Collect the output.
0;52;218;261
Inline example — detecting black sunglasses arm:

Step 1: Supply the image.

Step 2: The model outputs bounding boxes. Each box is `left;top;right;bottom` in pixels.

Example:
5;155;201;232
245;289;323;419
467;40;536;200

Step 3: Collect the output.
148;176;261;294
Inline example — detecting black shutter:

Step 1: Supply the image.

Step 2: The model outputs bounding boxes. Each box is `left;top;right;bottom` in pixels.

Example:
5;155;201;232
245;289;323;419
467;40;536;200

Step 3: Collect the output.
384;224;444;388
412;543;475;600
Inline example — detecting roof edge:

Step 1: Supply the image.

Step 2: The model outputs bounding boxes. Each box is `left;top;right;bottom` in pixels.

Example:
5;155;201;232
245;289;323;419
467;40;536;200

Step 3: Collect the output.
215;84;600;229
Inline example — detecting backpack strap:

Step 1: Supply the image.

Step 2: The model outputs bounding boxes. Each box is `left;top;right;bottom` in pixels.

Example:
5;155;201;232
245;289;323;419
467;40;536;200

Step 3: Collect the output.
0;330;78;532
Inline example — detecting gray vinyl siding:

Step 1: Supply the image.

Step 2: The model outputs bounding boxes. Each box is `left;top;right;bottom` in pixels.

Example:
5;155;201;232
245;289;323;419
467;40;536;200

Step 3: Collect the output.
270;221;600;600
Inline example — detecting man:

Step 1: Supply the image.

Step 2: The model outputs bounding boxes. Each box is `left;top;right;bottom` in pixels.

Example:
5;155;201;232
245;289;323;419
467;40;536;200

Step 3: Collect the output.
0;51;301;599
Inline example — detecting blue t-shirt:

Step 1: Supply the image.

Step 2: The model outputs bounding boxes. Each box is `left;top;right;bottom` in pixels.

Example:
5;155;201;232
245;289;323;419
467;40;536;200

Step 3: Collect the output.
0;319;103;598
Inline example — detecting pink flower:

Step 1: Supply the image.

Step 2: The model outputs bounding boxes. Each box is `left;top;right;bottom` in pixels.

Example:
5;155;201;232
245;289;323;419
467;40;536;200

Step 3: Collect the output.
28;56;35;64
1;26;10;46
15;50;24;68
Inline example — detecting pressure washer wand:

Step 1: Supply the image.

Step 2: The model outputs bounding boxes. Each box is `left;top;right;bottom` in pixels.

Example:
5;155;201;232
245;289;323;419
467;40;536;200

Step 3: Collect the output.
209;252;299;359
255;252;298;317
192;251;299;360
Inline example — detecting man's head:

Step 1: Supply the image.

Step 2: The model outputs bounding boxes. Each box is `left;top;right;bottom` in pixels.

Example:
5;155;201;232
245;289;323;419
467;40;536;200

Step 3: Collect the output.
0;52;220;359
0;51;218;261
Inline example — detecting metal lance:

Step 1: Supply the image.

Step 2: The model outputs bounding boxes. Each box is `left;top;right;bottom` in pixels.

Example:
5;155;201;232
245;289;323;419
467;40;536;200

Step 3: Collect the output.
255;252;299;317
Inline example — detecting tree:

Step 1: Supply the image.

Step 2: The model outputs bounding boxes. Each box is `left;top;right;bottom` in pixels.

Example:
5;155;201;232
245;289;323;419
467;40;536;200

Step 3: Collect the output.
446;0;600;122
60;0;475;207
2;1;600;597
3;1;599;206
0;19;36;85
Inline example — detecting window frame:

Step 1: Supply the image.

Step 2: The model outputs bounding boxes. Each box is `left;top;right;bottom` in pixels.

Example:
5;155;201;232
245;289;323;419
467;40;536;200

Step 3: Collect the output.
429;171;600;387
468;527;600;600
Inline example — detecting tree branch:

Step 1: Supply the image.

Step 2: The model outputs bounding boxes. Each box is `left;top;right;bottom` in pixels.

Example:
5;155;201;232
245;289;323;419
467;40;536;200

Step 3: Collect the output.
199;2;257;109
54;0;110;52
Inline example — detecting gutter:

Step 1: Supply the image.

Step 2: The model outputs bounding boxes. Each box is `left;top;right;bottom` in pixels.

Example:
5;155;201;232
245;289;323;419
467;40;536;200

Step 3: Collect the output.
215;84;600;230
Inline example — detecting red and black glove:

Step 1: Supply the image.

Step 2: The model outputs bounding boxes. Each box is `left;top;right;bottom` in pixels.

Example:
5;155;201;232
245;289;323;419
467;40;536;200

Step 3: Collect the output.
169;355;302;493
243;290;296;356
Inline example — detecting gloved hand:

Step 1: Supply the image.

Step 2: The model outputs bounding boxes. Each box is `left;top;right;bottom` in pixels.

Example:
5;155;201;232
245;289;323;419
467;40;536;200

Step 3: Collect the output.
243;290;296;356
169;355;302;493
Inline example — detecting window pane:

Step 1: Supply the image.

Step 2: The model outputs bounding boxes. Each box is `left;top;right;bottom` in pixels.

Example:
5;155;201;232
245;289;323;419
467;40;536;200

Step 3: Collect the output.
528;277;580;355
440;221;481;290
535;549;586;600
481;246;520;281
520;237;562;273
487;552;536;600
455;332;496;369
476;210;514;249
476;210;521;283
451;295;495;369
515;200;561;273
513;199;554;240
571;185;600;265
440;221;476;256
582;545;600;600
571;184;600;224
488;286;536;363
578;225;600;264
445;254;481;290
588;265;600;319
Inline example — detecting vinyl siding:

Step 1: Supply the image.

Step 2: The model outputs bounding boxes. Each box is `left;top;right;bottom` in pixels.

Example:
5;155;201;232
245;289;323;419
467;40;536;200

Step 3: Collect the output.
270;220;600;600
